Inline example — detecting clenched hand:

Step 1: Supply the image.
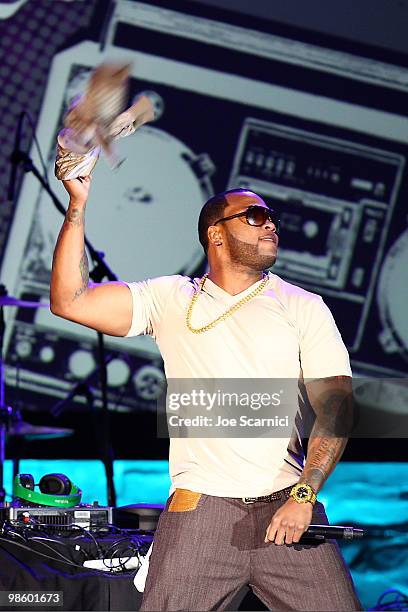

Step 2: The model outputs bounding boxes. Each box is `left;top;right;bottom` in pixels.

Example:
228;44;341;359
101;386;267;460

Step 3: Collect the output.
264;498;313;545
62;175;92;205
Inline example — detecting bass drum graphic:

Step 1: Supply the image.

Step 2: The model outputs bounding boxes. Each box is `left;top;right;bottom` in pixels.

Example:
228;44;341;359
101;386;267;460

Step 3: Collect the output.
41;126;211;280
377;229;408;360
340;228;408;429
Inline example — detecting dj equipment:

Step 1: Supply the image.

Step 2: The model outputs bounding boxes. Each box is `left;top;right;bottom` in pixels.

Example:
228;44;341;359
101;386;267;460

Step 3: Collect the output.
113;503;164;530
6;502;113;532
84;556;141;571
13;473;82;507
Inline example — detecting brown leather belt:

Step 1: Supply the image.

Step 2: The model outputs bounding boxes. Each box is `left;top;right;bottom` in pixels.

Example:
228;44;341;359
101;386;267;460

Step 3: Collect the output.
241;486;292;504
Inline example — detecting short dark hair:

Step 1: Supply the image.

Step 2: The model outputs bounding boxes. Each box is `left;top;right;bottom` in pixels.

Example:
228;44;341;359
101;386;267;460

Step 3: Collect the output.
198;188;250;254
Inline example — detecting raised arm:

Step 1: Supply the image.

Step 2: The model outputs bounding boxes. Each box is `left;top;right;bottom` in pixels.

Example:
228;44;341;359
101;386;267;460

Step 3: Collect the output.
50;176;133;336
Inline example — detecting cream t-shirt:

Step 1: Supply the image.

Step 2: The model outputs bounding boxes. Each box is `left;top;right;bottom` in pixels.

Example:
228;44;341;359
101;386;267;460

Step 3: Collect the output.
125;272;351;497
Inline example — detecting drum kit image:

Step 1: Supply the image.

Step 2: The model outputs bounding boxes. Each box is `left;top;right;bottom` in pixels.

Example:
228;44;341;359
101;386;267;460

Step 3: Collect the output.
0;287;73;503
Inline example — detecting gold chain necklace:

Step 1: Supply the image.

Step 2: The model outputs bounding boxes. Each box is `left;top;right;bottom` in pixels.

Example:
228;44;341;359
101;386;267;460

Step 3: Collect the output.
186;273;269;334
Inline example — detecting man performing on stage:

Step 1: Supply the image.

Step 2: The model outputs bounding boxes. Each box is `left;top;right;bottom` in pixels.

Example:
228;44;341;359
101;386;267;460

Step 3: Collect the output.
50;176;362;611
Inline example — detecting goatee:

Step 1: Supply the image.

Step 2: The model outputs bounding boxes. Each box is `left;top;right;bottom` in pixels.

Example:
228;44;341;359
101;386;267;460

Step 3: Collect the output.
225;234;277;271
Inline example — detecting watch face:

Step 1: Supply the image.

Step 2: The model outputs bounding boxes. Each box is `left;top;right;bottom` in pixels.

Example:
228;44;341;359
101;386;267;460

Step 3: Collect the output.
297;486;310;499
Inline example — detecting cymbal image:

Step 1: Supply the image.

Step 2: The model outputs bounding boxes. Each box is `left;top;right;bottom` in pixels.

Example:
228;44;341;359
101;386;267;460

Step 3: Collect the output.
8;421;74;440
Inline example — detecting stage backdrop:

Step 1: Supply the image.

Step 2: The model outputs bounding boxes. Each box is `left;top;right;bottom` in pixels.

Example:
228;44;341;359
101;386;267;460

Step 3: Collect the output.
1;0;407;424
0;2;407;608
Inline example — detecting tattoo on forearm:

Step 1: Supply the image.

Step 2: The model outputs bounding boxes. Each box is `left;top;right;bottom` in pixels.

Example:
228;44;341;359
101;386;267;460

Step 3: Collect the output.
73;250;89;300
301;466;327;485
300;436;346;492
299;386;353;492
66;205;85;227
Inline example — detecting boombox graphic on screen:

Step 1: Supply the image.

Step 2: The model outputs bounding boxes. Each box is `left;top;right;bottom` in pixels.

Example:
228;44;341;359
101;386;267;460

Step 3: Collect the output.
228;118;404;352
2;0;408;413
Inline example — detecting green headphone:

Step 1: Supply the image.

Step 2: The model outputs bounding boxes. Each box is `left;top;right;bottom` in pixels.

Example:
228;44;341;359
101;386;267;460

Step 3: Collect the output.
13;473;82;507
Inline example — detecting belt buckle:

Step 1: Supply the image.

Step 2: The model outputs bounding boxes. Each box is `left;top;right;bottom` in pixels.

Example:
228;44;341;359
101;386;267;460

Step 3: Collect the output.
242;497;256;504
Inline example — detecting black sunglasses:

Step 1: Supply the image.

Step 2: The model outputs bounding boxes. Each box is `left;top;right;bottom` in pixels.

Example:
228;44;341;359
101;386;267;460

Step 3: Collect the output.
214;205;280;233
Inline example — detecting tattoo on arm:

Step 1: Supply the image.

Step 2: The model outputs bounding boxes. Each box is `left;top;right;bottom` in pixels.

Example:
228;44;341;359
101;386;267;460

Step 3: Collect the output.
65;206;85;227
73;250;89;300
300;437;346;492
299;383;354;493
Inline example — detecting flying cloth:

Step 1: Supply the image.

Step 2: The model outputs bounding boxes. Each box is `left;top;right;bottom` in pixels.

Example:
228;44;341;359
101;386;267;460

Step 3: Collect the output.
55;62;156;180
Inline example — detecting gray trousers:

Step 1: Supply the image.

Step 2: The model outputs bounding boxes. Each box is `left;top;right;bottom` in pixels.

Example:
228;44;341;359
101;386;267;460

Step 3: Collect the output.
140;488;362;611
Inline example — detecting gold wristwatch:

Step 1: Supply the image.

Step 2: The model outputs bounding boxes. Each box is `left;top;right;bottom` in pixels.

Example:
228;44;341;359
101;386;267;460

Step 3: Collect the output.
289;483;317;505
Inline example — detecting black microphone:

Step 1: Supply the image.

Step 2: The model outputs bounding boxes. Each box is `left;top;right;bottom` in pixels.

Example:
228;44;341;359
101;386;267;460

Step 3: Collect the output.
8;111;25;202
301;525;365;541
